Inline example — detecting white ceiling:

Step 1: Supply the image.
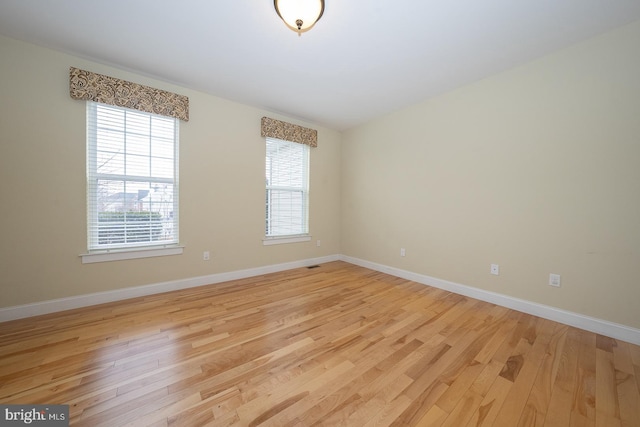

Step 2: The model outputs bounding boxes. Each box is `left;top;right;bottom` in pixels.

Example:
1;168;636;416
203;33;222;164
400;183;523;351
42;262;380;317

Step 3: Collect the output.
1;1;640;131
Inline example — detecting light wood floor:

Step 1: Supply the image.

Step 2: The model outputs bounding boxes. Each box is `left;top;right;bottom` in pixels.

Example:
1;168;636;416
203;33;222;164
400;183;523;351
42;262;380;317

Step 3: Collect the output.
1;261;639;426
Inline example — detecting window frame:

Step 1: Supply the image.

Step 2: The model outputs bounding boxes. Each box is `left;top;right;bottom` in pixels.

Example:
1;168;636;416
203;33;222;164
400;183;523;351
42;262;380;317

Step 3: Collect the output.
263;137;311;245
81;102;182;263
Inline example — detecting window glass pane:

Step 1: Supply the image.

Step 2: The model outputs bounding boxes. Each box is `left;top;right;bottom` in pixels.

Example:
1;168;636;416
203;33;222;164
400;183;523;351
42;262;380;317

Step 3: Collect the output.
96;179;124;212
151;139;174;159
96;128;124;153
267;189;305;235
126;133;150;156
88;102;179;250
97;151;124;175
126;154;150;177
126;111;151;135
151;157;174;178
265;138;309;237
152;116;175;139
96;106;124;131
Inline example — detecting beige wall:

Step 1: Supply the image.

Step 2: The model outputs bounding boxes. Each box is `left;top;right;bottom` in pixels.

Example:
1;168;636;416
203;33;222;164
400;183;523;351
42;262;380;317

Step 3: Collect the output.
0;35;342;307
2;20;640;331
341;21;640;329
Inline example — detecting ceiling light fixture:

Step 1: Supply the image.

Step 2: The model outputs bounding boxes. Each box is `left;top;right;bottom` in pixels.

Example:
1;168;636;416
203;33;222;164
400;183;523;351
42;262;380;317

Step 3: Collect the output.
274;0;325;36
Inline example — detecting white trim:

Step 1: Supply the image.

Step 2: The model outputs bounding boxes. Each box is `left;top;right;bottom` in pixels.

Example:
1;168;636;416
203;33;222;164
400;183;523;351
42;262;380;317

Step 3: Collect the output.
263;235;312;245
339;255;640;346
0;255;340;322
81;246;184;264
3;253;638;345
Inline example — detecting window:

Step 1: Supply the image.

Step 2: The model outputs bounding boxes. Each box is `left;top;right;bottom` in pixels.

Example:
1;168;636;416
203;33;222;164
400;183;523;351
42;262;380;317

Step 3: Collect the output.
265;137;310;240
86;102;179;253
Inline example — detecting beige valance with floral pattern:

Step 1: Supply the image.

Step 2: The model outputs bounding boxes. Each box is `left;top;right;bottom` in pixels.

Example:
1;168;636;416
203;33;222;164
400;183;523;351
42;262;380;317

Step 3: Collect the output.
69;67;189;121
261;117;317;147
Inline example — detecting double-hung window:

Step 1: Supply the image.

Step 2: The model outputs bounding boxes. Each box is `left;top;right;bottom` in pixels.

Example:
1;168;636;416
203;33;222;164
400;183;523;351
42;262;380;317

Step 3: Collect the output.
86;102;179;255
265;137;310;241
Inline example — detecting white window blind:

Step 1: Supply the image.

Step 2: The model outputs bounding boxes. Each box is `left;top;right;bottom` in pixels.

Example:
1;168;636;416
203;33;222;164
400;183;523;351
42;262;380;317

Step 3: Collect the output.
87;102;179;251
265;137;309;237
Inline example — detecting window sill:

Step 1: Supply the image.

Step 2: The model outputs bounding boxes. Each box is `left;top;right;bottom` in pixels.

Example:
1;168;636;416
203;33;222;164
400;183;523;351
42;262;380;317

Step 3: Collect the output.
80;245;184;264
263;235;311;246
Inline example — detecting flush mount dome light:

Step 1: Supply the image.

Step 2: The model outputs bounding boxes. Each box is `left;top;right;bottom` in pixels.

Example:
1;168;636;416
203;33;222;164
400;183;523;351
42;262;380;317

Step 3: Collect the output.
274;0;325;36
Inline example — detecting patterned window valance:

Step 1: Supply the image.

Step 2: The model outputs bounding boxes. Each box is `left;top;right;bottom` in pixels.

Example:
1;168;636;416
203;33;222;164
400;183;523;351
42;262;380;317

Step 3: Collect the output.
261;117;317;147
69;67;189;121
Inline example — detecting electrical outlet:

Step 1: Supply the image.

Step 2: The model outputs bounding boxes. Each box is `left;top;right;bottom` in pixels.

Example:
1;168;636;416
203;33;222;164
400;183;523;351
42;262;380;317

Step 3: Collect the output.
203;251;210;261
490;264;500;275
549;274;561;287
316;240;321;247
400;248;406;257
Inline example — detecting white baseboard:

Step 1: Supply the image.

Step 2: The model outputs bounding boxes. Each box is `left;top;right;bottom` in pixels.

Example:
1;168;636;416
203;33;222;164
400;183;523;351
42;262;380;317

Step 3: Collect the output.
0;255;340;323
2;253;638;345
340;255;640;346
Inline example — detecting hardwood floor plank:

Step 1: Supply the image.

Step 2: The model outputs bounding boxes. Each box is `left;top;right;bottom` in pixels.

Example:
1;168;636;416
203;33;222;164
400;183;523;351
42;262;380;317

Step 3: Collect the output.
542;327;581;427
613;340;640;427
1;261;638;426
516;324;569;427
362;394;414;427
570;329;596;427
415;404;448;427
279;330;434;425
465;375;513;427
344;373;413;426
441;388;484;427
235;354;357;425
595;340;622;427
435;360;486;414
389;380;449;427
